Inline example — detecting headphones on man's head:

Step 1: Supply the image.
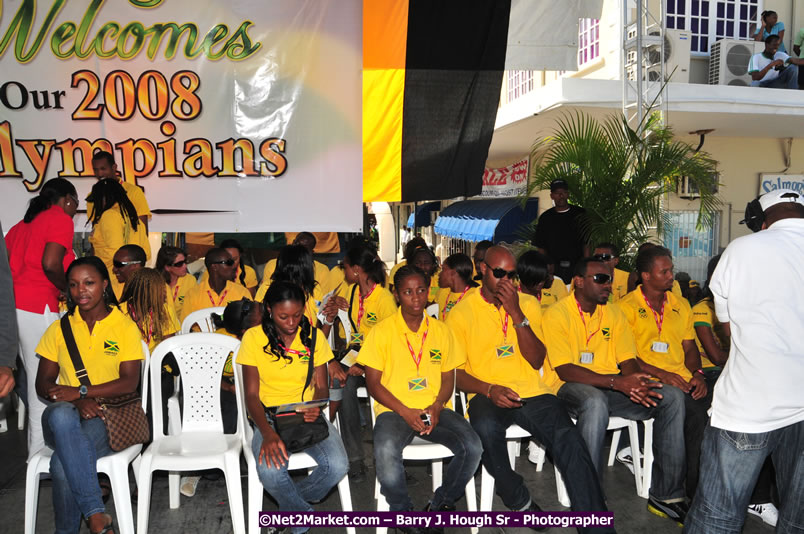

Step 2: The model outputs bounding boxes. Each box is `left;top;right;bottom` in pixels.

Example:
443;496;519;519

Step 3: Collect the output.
741;191;802;233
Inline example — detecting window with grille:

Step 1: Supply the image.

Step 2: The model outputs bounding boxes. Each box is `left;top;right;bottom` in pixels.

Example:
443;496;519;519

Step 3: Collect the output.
578;18;601;66
666;0;762;54
506;70;534;101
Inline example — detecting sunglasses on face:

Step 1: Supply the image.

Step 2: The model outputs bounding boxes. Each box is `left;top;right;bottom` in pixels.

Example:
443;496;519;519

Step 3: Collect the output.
590;273;612;284
593;253;615;261
113;260;142;268
485;262;517;280
169;260;187;268
211;259;235;266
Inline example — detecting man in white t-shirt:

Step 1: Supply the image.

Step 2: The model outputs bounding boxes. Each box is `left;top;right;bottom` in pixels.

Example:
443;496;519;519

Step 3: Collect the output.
748;35;804;88
685;189;804;534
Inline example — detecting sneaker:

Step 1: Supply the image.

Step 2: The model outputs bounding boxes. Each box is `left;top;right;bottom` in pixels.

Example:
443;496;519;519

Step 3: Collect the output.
423;503;456;534
180;476;201;497
348;461;367;483
747;503;779;527
647;496;688;527
616;447;635;475
521;501;548;532
527;444;543;465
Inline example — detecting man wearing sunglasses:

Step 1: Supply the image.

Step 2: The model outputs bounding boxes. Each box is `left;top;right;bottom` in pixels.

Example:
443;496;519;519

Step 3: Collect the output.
544;257;686;521
592;243;630;302
447;247;611;531
180;248;252;323
111;245;147;288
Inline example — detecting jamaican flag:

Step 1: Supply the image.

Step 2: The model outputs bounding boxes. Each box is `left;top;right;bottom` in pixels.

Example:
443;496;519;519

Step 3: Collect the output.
363;0;511;202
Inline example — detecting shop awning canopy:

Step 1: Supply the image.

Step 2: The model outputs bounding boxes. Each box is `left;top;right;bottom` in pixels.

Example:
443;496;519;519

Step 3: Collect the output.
406;201;441;228
434;197;539;243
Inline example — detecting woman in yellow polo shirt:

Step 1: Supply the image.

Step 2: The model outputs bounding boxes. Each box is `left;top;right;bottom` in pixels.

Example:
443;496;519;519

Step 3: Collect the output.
87;179;149;299
259;245;323;326
358;265;481;516
410;246;441;303
436;253;478;320
35;256;144;534
237;281;347;525
329;243;397;480
155;246;197;318
516;250;551;305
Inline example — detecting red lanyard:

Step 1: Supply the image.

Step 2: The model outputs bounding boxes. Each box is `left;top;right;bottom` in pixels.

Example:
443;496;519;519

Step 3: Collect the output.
480;290;509;340
404;316;429;374
640;288;666;337
356;283;376;329
575;297;602;348
172;284;180;302
207;288;228;307
442;286;470;317
279;341;309;358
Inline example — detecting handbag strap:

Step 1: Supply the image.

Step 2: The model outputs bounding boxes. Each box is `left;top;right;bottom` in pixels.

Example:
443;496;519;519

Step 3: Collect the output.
347;284;358;332
60;315;92;387
300;327;317;401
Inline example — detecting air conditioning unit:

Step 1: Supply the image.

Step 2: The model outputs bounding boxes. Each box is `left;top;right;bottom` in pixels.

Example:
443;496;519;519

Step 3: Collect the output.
678;175;719;199
709;39;765;86
625;26;692;83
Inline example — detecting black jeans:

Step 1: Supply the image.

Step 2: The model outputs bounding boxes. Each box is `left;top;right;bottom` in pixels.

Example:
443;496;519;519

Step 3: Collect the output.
468;394;613;534
684;390;712;500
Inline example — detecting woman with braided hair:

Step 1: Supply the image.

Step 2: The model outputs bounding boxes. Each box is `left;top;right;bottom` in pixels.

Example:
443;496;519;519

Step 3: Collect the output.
237;281;347;530
119;268;180;353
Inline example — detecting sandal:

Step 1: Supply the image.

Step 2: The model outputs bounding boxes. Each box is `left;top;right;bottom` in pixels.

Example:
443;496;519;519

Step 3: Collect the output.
90;513;115;534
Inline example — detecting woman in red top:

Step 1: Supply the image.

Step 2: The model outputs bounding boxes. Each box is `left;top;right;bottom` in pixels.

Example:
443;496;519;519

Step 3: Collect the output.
5;178;78;459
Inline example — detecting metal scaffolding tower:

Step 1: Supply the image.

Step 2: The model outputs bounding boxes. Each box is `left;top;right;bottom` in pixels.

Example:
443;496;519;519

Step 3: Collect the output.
622;0;667;133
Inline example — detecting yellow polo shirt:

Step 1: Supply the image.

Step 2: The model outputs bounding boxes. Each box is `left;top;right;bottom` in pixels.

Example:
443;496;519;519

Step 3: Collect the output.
321;265;348;297
119;296;181;353
236;325;333;407
201;264;258;291
446;291;559;399
256;260;329;301
89;205;151;298
181;279;252;322
692;297;728;369
617;289;696;381
358;310;464;416
169;274;198;319
541;279;569;308
86;181;152;222
543;293;637;380
36;307;144;387
610;268;630;302
435;287;477;321
346;284;398;346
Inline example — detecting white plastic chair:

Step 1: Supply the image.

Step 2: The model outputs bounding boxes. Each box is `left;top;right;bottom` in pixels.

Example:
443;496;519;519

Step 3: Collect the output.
368;384;478;534
232;354;355;534
25;341;151;534
137;334;245;534
180;306;225;334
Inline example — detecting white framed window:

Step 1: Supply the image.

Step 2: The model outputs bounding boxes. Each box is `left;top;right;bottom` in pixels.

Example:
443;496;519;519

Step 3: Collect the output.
578;18;600;66
506;70;534;101
666;0;762;54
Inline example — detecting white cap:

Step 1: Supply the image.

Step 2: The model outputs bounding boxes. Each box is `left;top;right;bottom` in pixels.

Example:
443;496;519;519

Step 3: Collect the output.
759;188;804;212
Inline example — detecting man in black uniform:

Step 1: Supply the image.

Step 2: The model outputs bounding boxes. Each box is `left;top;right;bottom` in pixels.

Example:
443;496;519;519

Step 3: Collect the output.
532;179;587;284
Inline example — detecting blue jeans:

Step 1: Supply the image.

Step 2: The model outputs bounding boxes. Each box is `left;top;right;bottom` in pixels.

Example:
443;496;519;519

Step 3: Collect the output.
374;408;482;511
42;402;113;534
685;421;804;534
251;417;348;534
558;382;686;502
759;64;799;89
468;394;613;534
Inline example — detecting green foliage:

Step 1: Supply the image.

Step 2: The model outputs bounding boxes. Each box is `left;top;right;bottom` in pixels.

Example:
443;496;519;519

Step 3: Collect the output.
523;110;721;270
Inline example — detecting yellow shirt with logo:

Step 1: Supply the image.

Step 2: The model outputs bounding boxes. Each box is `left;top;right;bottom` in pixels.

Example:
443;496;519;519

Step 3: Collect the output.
119;296;180;353
543;293;637;380
346;284;398;346
36;307;144;387
435;287;478;321
617;289;696;381
236;325;334;407
169;274;198;318
358;310;464;416
445;291;559;399
692;297;729;369
181;279;252;323
541;279;569;308
201;264;258;292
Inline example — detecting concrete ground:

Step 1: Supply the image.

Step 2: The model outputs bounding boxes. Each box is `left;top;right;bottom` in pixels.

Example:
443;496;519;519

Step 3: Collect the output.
0;406;774;534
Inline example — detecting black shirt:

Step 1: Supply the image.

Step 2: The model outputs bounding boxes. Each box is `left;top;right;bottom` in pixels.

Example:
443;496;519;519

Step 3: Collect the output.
532;205;587;281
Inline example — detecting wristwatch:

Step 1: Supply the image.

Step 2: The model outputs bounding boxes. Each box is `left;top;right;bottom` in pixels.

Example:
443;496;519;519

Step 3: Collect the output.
513;317;530;329
79;385;88;399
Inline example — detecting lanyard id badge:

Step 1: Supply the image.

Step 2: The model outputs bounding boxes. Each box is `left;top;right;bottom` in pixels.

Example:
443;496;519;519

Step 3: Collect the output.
651;341;669;353
580;351;595;364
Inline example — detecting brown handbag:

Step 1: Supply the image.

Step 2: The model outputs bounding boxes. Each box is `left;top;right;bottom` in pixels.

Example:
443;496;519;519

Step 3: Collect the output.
60;315;150;451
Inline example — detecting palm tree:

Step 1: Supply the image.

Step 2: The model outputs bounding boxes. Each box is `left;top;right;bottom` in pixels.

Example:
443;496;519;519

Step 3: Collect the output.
523;110;720;269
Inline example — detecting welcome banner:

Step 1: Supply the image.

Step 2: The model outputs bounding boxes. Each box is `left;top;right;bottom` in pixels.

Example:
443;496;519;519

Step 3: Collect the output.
0;0;362;232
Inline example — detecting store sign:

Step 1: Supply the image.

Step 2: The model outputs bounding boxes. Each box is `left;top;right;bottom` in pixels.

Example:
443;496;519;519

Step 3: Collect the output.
760;174;804;195
479;158;528;198
0;0;362;232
